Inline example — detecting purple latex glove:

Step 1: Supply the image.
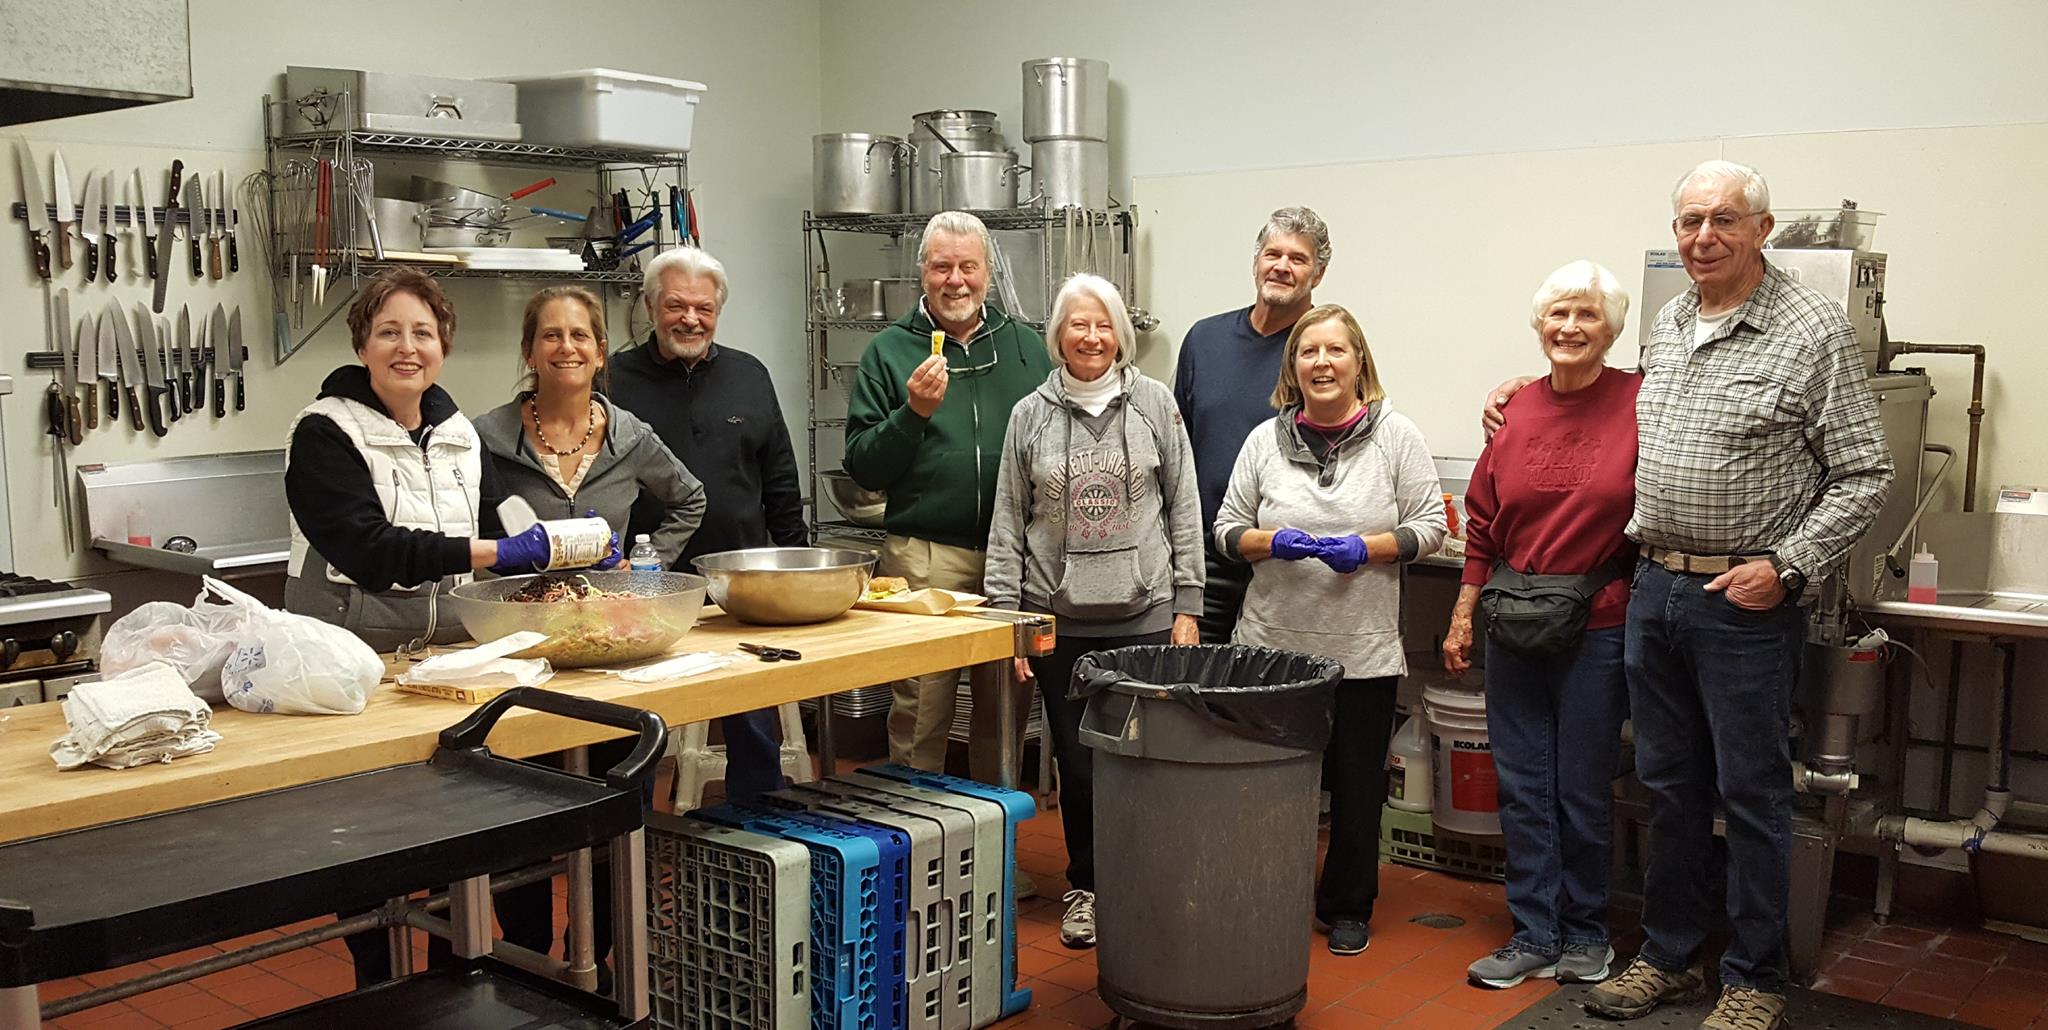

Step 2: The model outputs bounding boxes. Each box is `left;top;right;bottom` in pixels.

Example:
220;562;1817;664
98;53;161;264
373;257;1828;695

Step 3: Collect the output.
583;509;624;571
1314;534;1369;574
490;523;552;574
1270;528;1318;561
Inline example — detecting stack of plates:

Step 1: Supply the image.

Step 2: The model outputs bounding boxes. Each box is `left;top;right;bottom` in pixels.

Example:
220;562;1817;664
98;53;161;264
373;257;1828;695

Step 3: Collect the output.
424;246;587;271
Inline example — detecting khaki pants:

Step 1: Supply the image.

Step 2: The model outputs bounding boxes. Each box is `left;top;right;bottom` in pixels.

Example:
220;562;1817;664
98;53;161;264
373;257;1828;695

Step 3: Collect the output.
880;534;1031;782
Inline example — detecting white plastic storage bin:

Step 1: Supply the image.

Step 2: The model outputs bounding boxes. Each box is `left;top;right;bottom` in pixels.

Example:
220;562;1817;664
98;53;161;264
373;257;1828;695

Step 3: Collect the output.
498;68;706;153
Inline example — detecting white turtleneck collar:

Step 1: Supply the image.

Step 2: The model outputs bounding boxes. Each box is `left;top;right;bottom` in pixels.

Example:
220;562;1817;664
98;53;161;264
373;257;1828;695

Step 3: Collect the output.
1060;366;1123;416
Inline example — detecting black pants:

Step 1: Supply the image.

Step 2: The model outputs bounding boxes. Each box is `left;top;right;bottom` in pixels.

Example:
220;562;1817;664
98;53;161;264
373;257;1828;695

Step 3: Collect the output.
1315;676;1399;926
1197;548;1249;645
1030;628;1172;893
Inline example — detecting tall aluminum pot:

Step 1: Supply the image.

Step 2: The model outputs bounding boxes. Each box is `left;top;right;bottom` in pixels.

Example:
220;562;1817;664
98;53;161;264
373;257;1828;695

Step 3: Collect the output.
908;109;1003;213
941;151;1026;211
1031;138;1110;210
1022;57;1110;142
814;133;908;215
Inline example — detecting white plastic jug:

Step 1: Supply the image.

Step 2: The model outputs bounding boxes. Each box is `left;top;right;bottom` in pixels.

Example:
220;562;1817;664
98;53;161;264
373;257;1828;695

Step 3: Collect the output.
1387;713;1432;813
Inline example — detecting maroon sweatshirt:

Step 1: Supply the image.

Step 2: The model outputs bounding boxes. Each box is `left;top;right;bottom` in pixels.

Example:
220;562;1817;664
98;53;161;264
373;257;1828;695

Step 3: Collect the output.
1461;367;1642;630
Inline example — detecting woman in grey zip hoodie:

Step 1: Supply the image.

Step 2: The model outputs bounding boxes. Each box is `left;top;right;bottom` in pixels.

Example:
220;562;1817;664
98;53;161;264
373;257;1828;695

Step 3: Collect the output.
1214;304;1445;957
985;274;1205;950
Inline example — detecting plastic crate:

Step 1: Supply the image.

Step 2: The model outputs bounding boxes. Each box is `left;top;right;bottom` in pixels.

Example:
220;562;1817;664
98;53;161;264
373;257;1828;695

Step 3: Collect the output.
859;765;1034;1024
759;806;910;1030
767;786;957;1030
644;814;811;1030
1378;803;1507;882
833;775;993;1030
694;806;882;1030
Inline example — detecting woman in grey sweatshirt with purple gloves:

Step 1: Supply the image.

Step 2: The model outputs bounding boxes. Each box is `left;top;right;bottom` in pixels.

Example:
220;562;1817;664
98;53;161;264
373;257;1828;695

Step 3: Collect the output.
984;274;1206;952
1214;304;1445;958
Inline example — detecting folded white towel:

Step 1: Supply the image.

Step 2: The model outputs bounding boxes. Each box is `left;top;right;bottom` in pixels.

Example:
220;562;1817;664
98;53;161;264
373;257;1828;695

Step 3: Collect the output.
51;662;221;770
397;631;555;692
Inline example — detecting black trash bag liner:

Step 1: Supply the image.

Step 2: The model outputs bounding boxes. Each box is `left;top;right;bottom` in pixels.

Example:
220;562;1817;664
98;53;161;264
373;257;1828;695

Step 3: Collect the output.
1071;644;1342;752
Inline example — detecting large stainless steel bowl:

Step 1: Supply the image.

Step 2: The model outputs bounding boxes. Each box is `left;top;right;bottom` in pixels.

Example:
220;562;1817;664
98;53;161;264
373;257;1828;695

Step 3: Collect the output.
693;548;876;625
820;470;887;528
443;571;706;668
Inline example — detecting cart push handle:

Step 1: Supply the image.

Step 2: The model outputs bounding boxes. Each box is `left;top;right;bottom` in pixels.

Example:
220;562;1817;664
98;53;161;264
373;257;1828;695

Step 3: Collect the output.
439;687;669;792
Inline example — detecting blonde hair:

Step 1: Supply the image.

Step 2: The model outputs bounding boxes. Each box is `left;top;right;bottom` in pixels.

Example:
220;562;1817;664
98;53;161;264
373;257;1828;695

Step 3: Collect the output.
1045;274;1137;374
1270;305;1384;410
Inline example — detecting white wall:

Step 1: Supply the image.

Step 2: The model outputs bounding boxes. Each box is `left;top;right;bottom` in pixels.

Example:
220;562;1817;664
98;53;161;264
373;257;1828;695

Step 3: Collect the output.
3;0;821;597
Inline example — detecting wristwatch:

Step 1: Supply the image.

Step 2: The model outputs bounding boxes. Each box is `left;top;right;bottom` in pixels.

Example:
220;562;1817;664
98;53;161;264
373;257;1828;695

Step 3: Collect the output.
1768;554;1807;594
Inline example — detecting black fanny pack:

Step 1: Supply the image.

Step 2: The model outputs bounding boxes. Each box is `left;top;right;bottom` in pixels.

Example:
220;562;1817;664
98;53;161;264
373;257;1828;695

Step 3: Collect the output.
1479;552;1634;659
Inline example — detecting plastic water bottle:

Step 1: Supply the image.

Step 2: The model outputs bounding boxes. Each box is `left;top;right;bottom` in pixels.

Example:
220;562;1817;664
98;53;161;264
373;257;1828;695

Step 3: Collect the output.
627;534;662;572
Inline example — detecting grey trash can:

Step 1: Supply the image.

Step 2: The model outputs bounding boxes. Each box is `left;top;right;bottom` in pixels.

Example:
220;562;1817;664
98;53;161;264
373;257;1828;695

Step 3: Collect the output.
1074;644;1341;1029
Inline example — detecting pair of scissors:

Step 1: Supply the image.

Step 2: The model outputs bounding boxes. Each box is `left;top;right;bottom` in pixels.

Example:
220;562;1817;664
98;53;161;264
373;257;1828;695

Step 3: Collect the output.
737;642;802;662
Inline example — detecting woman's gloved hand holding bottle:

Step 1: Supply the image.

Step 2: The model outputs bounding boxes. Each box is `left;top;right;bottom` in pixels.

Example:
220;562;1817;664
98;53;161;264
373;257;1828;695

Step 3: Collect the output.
488;499;620;575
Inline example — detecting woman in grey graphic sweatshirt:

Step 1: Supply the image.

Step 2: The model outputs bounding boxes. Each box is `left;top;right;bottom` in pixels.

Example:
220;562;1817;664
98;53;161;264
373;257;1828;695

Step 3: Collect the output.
984;274;1206;951
1213;304;1446;957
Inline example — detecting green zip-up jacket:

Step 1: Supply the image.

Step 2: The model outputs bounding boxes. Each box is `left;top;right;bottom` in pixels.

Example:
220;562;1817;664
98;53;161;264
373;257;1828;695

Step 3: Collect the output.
844;302;1052;550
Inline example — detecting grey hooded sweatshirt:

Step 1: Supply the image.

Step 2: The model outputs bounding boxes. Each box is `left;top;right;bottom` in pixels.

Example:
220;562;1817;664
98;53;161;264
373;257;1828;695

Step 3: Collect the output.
984;368;1205;636
473;394;707;566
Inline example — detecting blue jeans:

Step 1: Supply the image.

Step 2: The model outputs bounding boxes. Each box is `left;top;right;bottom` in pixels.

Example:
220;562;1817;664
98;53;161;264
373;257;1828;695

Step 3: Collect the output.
1486;625;1628;957
1626;560;1803;992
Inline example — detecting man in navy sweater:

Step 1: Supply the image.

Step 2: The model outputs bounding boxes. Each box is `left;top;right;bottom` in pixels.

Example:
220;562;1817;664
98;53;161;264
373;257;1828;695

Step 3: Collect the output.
610;246;805;803
1172;206;1333;642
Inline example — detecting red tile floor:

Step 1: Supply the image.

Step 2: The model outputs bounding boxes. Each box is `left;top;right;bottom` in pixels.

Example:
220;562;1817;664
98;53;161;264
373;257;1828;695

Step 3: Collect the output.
41;762;2048;1029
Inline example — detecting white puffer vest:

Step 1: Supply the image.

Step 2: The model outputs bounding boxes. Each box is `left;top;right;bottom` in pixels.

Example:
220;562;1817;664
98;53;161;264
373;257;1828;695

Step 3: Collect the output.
286;395;482;590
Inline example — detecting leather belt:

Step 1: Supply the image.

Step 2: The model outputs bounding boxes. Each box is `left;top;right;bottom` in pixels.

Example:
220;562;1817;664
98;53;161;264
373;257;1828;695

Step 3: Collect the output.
1640;544;1762;575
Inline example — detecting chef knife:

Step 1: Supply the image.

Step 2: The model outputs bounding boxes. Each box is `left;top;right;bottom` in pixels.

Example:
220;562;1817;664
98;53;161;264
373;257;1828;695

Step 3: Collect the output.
13;142;51;279
79;171;102;283
209;304;229;418
227;306;245;414
189;307;207;413
51;148;73;269
97;170;116;281
96;300;120;425
152;161;181;312
183;175;202;279
170;305;189;420
63;313;85;445
208;169;225;281
113;301;143;432
134;303;167;437
225;171;239;274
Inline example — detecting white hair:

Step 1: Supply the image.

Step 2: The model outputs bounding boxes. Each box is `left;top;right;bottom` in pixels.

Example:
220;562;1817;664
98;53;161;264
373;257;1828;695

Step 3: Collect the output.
1047;273;1138;374
1530;260;1631;339
1671;160;1771;216
1253;206;1333;270
642;246;728;311
918;210;993;266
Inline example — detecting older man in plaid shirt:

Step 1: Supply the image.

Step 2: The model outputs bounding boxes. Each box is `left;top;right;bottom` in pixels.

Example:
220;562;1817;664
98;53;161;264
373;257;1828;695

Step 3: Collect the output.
1584;162;1893;1028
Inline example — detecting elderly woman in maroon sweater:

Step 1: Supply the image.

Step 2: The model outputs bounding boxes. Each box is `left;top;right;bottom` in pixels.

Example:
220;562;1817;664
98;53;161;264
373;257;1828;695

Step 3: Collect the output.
1443;261;1639;990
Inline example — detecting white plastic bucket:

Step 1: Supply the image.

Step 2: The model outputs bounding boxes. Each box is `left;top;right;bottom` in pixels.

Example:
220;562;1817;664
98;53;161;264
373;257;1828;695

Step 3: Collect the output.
1424;684;1500;836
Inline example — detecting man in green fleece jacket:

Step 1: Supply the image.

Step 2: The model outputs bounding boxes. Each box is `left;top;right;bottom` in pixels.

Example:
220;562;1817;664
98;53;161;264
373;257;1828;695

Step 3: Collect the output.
845;211;1053;781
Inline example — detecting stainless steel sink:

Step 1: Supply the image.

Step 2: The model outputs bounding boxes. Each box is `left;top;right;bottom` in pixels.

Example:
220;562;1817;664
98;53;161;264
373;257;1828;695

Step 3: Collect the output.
1862;510;2048;637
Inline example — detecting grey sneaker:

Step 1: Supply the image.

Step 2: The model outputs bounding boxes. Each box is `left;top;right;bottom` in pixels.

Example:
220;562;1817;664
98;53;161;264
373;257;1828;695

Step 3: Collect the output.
1582;957;1706;1019
1058;890;1096;949
1701;985;1786;1030
1467;942;1559;988
1557;942;1615;983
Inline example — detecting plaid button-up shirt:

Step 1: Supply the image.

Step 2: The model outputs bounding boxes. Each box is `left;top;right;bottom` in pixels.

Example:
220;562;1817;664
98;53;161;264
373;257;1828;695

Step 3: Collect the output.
1628;261;1894;577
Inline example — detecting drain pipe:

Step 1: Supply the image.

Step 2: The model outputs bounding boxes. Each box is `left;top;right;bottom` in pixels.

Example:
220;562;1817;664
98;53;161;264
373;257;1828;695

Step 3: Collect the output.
1886;341;1986;511
1879;643;2023;855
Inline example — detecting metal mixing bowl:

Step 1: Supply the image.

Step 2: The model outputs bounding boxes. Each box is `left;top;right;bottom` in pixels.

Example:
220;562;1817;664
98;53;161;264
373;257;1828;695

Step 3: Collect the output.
820;470;887;527
692;548;876;625
443;571;706;668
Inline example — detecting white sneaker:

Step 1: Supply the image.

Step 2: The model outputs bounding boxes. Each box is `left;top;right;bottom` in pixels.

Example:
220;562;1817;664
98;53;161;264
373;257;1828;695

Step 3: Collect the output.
1059;889;1096;949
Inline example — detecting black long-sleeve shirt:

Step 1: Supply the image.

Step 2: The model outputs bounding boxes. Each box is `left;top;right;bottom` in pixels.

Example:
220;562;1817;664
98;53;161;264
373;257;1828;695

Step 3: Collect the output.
284;366;504;592
607;339;807;564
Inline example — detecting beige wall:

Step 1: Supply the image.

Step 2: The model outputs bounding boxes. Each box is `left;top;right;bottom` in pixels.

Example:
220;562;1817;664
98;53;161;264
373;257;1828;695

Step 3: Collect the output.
3;0;821;594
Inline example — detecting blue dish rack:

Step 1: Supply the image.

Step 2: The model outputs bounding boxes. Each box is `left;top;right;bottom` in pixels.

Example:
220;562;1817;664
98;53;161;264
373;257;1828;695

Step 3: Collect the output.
693;805;882;1030
751;806;911;1030
858;765;1035;1023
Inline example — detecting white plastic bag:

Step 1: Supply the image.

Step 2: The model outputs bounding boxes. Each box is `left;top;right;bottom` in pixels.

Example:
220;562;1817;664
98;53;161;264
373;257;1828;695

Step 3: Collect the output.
201;577;384;716
99;593;248;702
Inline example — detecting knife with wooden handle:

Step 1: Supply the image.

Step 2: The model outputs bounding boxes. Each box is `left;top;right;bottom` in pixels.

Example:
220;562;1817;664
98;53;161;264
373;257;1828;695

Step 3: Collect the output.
206;170;224;281
184;175;203;279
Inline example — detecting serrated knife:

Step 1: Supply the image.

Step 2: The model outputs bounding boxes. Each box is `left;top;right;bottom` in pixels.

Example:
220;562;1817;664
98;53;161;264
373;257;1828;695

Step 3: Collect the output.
183;174;202;279
152;161;181;312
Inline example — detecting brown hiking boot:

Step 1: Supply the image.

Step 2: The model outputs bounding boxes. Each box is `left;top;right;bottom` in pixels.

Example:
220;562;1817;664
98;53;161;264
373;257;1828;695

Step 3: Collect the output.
1582;957;1706;1019
1701;985;1787;1030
